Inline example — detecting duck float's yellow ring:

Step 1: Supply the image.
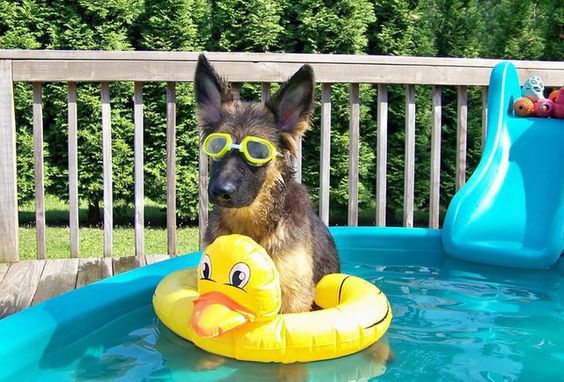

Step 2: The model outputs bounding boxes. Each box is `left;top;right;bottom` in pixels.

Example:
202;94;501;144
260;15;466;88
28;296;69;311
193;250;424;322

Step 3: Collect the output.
153;234;392;363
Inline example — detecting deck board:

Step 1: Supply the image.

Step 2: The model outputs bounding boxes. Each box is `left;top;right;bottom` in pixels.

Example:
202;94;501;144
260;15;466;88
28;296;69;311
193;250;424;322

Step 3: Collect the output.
76;258;104;288
0;263;8;283
32;258;79;305
0;260;45;318
112;255;146;276
101;257;113;279
0;255;176;318
145;254;170;265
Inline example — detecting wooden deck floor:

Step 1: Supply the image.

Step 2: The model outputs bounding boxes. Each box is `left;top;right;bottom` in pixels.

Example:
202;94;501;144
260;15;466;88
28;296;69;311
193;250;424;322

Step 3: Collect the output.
0;255;171;319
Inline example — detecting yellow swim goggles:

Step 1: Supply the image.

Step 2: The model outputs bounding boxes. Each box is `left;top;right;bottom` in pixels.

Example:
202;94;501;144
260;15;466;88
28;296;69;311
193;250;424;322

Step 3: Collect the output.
203;133;278;166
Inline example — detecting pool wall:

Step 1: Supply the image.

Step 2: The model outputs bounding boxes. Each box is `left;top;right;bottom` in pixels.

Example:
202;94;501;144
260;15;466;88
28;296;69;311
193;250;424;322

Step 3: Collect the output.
0;227;443;379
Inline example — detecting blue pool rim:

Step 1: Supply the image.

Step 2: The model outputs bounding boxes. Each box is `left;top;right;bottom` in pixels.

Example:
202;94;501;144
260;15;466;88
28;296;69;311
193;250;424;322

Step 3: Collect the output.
0;226;442;378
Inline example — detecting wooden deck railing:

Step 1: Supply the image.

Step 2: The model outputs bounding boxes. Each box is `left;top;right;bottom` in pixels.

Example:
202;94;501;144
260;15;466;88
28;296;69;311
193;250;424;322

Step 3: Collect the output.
1;50;563;263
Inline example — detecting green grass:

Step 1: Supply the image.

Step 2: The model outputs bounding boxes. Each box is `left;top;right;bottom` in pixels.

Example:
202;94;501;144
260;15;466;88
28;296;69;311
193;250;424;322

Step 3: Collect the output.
19;196;170;227
19;226;200;260
18;196;200;260
17;195;445;260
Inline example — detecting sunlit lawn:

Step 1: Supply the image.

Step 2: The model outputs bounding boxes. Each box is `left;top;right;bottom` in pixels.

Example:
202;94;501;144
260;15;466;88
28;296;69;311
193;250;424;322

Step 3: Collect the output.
17;194;445;261
18;196;200;260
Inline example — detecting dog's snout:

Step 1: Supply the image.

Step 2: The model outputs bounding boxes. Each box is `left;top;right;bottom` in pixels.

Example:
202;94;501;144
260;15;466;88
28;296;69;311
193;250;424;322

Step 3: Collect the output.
210;181;236;203
207;155;262;208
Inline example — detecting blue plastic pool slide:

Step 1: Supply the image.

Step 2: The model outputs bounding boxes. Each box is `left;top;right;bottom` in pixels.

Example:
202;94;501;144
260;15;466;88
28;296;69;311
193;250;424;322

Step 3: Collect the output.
442;61;564;269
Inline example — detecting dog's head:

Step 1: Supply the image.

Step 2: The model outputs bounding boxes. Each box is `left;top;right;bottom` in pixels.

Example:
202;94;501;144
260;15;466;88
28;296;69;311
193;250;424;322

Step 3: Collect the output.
194;54;314;208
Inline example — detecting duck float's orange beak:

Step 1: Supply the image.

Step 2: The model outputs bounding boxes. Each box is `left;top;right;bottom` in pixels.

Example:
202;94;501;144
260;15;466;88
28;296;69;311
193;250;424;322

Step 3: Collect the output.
192;291;255;338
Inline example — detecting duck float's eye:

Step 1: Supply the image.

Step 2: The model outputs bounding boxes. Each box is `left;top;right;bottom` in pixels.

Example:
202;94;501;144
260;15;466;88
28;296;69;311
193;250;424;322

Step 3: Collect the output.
200;254;212;280
229;262;250;289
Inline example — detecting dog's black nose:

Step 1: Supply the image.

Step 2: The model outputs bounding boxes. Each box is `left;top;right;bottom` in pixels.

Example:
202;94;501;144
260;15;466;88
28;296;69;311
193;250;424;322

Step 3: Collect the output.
209;181;236;203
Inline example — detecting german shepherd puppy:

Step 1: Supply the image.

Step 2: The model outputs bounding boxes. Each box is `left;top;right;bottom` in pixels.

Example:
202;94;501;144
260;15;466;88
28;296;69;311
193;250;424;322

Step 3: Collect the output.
194;54;340;313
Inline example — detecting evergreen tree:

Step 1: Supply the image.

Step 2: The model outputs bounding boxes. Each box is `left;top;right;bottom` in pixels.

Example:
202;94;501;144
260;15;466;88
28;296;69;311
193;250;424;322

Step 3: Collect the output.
282;0;375;53
369;0;435;56
210;0;284;52
367;0;436;225
2;0;559;228
205;0;286;121
134;0;210;51
483;0;547;60
416;0;484;218
281;0;377;222
0;1;43;205
539;0;563;61
132;0;211;223
35;0;142;223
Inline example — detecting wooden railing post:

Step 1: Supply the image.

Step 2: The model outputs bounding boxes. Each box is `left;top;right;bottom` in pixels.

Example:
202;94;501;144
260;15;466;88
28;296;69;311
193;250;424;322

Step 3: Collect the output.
481;86;488;150
319;83;331;225
376;84;388;227
166;82;177;256
68;82;79;258
198;135;208;250
348;83;360;226
134;82;144;257
429;85;442;229
456;85;468;191
32;82;46;259
101;82;113;258
404;85;416;228
0;60;19;262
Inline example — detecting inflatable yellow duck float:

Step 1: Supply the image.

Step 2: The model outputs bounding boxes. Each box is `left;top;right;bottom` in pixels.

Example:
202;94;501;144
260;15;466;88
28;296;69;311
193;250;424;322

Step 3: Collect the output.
153;234;392;363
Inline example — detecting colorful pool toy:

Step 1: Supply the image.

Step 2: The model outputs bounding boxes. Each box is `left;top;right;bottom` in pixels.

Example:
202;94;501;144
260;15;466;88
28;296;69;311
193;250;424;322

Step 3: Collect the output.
153;234;392;363
521;75;545;101
553;87;564;118
513;96;535;117
534;98;555;117
512;75;564;118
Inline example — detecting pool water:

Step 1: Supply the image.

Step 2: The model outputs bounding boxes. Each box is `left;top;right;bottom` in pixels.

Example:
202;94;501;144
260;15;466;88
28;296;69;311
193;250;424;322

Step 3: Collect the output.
21;255;564;381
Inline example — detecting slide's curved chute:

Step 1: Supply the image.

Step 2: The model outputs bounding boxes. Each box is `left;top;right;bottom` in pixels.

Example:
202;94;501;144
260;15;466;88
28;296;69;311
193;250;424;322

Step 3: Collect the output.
443;62;564;268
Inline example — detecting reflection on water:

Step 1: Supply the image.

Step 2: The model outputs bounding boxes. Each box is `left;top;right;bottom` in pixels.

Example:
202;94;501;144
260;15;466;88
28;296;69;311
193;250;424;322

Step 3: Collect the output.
369;258;564;382
29;256;564;381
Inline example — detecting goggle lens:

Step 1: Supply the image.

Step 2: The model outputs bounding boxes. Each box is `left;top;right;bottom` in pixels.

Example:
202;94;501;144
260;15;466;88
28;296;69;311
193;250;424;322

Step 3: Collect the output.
205;135;228;155
246;140;271;160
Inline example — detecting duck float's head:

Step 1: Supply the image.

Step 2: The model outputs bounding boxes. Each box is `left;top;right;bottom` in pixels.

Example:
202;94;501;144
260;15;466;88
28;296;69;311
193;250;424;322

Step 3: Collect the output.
192;234;281;338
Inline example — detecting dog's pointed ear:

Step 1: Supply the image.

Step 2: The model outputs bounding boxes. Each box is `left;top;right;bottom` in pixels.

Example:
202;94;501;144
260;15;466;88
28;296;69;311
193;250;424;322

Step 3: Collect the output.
194;54;231;127
268;64;315;138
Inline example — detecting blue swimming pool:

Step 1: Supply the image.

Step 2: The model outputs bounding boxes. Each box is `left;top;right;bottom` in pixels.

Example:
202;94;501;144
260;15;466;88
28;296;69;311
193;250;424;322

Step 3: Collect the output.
1;227;562;381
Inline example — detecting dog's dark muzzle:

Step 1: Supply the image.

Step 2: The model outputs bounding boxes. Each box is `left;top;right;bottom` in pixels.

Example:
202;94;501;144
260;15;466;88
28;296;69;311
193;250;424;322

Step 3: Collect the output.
207;154;266;208
209;181;237;206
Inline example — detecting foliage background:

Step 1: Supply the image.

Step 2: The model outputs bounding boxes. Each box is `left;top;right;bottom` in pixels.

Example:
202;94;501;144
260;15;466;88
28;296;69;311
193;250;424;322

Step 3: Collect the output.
1;0;562;227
